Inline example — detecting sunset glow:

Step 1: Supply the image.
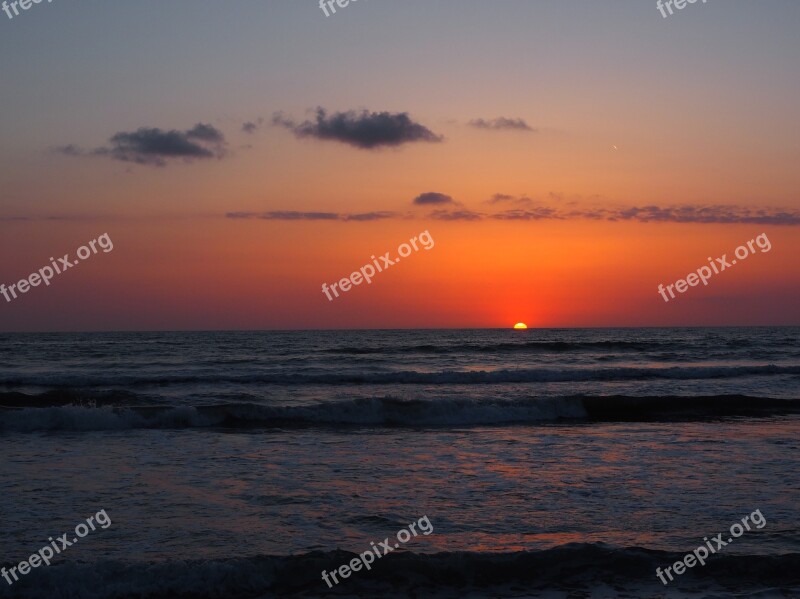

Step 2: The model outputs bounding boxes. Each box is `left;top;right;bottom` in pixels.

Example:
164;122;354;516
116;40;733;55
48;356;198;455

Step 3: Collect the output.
0;2;798;332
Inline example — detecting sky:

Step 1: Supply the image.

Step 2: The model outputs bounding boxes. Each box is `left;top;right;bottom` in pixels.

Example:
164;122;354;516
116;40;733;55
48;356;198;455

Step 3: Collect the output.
1;0;799;331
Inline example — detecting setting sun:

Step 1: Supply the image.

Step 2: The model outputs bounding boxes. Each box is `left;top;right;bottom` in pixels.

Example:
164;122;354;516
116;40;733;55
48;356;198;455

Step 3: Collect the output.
513;322;528;329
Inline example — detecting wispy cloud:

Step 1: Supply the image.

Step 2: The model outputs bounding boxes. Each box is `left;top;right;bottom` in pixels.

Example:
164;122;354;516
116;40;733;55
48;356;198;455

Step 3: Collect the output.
342;211;399;222
429;209;484;221
564;205;800;225
56;123;228;167
242;118;263;134
492;207;561;220
226;202;800;226
54;144;84;157
0;214;105;222
273;108;443;150
226;211;339;221
486;193;534;206
469;117;534;132
485;204;800;225
225;211;399;221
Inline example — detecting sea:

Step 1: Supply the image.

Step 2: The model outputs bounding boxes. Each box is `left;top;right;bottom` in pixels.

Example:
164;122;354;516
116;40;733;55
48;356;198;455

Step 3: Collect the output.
1;327;798;598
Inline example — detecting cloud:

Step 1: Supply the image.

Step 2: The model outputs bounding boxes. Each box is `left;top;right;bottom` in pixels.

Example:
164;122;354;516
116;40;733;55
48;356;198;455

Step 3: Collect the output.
501;204;800;225
342;211;399;221
226;211;339;221
486;193;533;206
226;202;800;226
413;192;454;206
183;123;224;143
0;214;101;222
599;204;800;225
105;124;226;166
57;123;228;167
225;211;398;222
429;209;483;221
273;108;443;149
242;118;264;134
53;144;85;157
469;117;534;132
492;207;562;220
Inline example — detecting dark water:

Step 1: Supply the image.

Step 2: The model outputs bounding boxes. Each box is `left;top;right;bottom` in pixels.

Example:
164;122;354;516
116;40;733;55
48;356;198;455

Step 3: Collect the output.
1;327;798;597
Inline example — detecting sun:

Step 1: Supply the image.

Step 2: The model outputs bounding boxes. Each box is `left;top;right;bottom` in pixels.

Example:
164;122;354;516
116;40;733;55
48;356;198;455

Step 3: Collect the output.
513;322;528;329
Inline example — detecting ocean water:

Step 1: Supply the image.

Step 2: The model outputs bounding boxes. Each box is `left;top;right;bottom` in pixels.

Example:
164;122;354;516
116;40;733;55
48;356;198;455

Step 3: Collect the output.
1;327;798;598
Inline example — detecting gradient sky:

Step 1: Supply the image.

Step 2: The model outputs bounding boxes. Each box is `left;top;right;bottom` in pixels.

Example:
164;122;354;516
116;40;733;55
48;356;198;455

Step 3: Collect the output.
1;0;799;331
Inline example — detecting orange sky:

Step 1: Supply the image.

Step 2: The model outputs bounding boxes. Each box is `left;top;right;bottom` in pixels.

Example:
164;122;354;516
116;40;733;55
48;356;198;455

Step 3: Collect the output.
1;2;799;331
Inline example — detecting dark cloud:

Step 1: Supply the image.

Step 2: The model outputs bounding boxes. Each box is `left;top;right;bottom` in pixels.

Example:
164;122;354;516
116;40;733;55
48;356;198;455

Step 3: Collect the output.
273;108;443;149
413;192;454;206
57;123;228;167
105;124;226;166
469;117;534;132
429;209;483;221
184;123;224;143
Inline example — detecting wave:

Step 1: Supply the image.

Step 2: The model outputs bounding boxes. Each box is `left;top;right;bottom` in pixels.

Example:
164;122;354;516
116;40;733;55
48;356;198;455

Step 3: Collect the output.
1;394;798;432
319;340;659;354
1;364;798;388
318;338;799;355
1;544;797;598
0;389;156;408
